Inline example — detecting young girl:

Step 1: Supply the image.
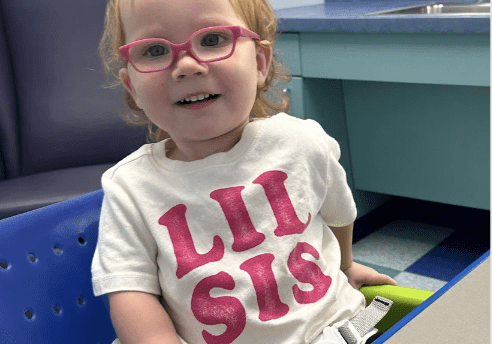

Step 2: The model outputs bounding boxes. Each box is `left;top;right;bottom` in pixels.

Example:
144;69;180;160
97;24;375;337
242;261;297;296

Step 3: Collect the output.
91;0;397;343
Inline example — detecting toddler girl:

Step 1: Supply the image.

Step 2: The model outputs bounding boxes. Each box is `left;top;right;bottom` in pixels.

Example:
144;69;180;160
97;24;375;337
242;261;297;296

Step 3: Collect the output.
91;0;397;343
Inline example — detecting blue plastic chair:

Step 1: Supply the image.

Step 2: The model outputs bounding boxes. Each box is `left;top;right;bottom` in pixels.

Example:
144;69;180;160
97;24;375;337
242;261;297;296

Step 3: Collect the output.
0;190;435;343
0;190;116;344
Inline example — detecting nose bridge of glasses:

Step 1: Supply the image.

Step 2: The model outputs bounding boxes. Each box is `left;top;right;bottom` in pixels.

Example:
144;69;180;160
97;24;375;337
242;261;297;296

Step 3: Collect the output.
172;38;202;63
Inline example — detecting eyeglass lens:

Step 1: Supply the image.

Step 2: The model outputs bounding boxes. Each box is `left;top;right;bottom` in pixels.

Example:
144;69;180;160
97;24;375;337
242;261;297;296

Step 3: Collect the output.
128;28;235;72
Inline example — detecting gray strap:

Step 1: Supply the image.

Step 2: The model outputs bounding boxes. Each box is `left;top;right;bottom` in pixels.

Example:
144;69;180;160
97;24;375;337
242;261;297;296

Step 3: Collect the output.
338;296;393;344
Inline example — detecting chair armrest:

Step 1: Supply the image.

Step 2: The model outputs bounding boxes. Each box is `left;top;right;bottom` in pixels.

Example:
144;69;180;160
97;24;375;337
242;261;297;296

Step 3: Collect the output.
360;285;434;333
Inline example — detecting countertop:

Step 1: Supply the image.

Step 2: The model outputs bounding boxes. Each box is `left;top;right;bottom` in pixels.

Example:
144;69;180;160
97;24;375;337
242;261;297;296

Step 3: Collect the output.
275;0;490;33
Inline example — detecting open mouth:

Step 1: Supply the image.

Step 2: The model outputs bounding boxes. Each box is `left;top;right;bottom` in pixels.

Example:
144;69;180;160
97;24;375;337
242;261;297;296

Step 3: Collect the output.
177;94;220;106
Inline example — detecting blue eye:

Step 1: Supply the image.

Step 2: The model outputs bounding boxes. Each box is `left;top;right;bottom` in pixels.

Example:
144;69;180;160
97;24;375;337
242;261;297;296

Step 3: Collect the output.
201;34;225;47
144;44;169;57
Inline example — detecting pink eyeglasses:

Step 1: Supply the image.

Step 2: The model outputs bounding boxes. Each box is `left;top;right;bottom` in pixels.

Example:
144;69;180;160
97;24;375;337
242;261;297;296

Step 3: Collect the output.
119;26;261;73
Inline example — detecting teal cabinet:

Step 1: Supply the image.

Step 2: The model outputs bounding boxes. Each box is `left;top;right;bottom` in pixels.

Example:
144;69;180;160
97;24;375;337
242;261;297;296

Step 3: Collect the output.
275;31;490;211
344;81;490;210
302;78;392;217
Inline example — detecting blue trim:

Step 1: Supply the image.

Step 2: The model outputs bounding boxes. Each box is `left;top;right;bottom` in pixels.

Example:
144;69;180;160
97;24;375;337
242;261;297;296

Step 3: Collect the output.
374;249;490;343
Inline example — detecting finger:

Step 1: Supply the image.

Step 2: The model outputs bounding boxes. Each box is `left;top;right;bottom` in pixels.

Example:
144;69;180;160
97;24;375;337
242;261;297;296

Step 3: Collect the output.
381;274;398;286
389;278;398;286
365;273;398;286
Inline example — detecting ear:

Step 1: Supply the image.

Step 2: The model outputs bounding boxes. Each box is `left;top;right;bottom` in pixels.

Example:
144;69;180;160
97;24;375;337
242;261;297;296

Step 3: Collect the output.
119;67;142;109
256;40;273;86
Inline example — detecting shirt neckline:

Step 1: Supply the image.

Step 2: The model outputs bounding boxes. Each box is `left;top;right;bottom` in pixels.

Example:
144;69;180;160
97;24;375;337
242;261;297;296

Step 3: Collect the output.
151;119;264;173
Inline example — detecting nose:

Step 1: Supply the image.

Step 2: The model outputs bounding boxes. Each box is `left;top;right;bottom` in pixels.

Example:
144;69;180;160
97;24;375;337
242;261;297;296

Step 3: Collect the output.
171;51;208;81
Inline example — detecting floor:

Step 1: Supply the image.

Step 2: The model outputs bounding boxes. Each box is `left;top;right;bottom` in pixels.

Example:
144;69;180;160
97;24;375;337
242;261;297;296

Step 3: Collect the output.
352;196;490;291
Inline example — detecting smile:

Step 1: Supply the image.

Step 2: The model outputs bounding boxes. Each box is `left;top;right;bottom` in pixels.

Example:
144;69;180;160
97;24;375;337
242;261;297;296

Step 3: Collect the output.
177;94;220;105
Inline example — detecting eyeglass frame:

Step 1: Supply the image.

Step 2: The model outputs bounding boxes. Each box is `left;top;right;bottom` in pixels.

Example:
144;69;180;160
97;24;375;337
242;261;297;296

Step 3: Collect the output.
119;25;261;73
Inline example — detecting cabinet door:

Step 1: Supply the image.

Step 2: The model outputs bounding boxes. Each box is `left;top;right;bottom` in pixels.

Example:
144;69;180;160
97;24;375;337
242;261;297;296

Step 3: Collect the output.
344;81;490;210
273;34;304;119
276;77;305;119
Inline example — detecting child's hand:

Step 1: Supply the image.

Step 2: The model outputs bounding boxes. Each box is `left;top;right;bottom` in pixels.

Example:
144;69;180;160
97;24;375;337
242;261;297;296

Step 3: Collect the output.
342;261;398;290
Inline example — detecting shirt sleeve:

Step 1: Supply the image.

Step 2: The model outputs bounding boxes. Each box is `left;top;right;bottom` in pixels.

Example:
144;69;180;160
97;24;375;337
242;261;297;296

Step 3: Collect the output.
317;130;357;227
91;173;161;297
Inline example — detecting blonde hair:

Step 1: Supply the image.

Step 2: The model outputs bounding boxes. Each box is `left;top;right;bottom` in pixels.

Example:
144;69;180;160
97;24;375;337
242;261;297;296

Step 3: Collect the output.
99;0;291;142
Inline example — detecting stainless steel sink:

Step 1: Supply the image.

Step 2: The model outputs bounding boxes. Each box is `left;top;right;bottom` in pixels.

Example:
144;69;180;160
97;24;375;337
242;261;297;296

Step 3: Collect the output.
365;2;490;15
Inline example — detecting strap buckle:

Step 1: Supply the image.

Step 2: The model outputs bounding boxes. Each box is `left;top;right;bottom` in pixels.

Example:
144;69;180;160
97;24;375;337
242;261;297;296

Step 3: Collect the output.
315;323;379;344
317;324;350;344
338;296;393;344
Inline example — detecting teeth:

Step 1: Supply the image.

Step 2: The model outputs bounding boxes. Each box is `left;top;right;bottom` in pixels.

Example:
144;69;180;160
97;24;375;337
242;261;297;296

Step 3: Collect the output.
179;94;215;104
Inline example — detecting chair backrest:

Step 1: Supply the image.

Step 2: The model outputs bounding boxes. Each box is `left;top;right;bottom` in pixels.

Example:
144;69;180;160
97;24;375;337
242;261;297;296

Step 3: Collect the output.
0;0;146;178
0;10;19;181
0;190;117;343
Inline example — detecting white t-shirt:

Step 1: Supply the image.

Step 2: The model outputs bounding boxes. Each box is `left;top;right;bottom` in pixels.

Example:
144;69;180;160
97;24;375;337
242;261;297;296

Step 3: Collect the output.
91;113;366;344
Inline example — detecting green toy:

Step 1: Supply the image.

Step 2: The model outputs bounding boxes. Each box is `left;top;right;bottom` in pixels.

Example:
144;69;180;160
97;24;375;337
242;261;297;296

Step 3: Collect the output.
360;285;435;333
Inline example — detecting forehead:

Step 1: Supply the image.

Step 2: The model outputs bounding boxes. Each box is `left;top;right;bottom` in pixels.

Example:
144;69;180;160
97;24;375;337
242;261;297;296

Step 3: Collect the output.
119;0;246;42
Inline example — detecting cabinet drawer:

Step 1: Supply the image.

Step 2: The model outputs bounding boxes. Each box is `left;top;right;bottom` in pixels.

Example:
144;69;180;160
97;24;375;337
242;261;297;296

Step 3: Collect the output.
275;33;301;76
344;80;490;210
301;33;490;86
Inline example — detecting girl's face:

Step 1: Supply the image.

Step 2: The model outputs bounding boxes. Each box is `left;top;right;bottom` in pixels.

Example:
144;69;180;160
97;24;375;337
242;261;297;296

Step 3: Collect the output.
119;0;272;161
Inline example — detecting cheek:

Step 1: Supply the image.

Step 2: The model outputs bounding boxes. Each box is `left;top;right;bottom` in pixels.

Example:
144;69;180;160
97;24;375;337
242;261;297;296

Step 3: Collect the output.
132;77;169;111
225;51;259;101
